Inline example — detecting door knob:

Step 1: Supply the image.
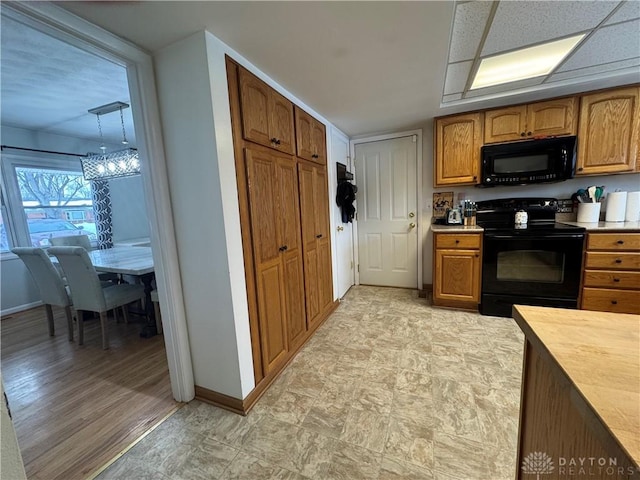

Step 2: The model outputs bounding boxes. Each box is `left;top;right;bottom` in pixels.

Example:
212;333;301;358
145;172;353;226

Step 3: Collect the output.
409;212;415;218
409;222;416;229
337;226;344;231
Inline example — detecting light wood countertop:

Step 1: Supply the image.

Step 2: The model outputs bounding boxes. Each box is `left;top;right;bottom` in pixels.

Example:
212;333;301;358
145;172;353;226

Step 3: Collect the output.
512;305;640;468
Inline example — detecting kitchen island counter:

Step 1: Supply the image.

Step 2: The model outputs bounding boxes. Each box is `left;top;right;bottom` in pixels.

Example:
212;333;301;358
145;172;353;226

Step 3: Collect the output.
430;224;483;233
512;305;639;479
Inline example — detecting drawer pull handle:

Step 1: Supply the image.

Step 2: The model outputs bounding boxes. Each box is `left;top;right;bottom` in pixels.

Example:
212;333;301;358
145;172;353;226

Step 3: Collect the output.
613;278;620;282
615;259;622;264
316;234;323;238
617;240;624;245
279;245;288;251
455;240;460;244
611;300;618;305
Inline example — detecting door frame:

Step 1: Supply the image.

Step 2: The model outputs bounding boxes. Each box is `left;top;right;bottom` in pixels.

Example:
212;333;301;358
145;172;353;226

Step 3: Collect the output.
4;1;195;402
350;129;423;289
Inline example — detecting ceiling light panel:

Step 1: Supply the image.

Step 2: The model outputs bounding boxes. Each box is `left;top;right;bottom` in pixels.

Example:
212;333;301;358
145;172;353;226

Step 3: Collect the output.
471;35;585;90
448;1;492;62
557;20;640;71
466;76;545;99
481;1;617;56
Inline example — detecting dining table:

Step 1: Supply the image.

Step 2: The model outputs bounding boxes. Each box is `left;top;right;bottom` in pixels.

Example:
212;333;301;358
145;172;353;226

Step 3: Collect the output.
54;245;158;337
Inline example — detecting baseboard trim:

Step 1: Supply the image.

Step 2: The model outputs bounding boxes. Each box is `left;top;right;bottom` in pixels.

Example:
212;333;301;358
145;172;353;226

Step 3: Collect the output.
418;284;433;299
199;299;341;416
1;300;43;317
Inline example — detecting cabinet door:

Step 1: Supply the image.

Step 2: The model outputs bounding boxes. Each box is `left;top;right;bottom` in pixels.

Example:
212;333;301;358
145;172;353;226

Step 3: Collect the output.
311;120;327;165
270;90;296;155
313;167;333;311
295;107;315;161
526;97;577;137
298;163;321;325
433;248;480;304
484;106;526;143
577;87;639;175
275;157;307;348
435;113;481;186
245;148;288;373
239;68;272;149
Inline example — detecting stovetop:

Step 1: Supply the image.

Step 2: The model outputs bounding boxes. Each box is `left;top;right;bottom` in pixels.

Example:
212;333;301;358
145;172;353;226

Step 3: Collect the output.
476;197;585;235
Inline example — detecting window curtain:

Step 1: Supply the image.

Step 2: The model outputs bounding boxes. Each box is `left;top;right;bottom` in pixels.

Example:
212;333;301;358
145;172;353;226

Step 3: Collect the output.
90;180;113;249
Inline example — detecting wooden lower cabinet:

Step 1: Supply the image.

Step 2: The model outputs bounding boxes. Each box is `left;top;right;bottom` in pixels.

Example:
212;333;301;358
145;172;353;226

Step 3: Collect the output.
245;146;306;373
433;232;482;309
580;232;640;315
298;162;333;327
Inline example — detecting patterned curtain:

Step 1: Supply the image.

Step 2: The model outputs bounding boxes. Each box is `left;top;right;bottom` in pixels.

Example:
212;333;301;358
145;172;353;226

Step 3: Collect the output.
91;180;113;249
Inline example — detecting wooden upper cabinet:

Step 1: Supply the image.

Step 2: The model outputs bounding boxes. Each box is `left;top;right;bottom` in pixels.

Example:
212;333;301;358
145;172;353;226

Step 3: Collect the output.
295;106;326;165
484;97;578;144
577;86;639;176
239;67;295;154
434;112;482;187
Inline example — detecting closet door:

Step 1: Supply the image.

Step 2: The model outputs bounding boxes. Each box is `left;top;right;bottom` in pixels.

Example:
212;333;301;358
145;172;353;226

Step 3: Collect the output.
298;163;321;325
245;147;288;373
314;167;333;312
275;157;307;349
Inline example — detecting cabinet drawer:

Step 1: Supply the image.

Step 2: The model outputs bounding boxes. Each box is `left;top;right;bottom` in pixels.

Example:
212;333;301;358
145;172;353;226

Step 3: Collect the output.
583;270;640;290
581;288;640;314
586;233;640;251
584;252;640;270
435;234;481;249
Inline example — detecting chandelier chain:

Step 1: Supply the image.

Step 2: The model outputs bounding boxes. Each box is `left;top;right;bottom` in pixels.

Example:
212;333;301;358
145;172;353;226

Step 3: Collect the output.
119;106;129;145
96;114;106;152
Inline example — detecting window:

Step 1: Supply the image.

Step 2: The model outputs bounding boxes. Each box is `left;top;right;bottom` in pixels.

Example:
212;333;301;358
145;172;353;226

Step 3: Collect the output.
0;189;14;253
1;155;98;251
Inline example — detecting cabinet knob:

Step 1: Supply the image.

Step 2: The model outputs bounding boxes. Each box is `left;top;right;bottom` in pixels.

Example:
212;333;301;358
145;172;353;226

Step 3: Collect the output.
270;137;278;144
611;300;618;305
278;245;288;251
615;258;622;264
316;234;323;238
617;240;624;245
578;167;583;171
276;139;281;145
527;131;532;136
312;154;319;159
613;278;620;282
520;132;525;137
455;239;460;244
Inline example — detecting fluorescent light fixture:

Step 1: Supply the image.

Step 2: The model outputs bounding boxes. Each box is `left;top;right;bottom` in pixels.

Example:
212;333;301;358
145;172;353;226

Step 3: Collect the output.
471;35;585;90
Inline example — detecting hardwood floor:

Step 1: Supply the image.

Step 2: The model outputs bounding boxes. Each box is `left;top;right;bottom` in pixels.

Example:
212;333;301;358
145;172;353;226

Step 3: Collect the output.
1;305;179;480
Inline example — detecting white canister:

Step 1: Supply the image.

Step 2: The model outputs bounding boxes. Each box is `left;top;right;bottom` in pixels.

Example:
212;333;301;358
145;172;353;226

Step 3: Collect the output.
515;210;528;225
605;191;627;222
625;191;640;222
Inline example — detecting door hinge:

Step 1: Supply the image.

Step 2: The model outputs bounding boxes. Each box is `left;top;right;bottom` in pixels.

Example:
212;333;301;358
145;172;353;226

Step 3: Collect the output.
412;135;417;143
357;264;360;273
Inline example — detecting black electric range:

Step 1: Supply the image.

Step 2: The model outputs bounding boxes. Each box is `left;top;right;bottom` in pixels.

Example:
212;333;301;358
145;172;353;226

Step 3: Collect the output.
476;198;586;317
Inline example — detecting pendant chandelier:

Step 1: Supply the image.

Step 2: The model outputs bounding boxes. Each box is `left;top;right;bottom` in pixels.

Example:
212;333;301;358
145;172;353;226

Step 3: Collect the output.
81;101;140;181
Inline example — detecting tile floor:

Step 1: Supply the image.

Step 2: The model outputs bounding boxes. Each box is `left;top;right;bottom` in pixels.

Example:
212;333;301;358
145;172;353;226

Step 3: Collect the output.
97;286;525;480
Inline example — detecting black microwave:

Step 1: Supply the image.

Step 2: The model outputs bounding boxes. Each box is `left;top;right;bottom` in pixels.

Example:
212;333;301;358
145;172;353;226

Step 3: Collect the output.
479;136;576;187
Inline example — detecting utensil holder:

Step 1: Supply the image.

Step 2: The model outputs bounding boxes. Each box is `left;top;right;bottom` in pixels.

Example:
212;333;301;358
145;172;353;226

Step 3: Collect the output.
577;202;601;223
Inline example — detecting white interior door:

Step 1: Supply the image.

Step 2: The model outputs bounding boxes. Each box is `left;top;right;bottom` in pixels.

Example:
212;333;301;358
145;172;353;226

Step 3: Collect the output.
331;129;355;298
355;136;418;288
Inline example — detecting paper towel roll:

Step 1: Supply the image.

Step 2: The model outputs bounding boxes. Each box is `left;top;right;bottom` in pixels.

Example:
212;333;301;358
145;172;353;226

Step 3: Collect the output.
625;191;640;222
605;191;627;222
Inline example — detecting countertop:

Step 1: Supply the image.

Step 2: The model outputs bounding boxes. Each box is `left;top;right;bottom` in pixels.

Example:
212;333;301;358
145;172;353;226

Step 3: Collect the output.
559;220;640;231
512;305;640;468
430;224;484;233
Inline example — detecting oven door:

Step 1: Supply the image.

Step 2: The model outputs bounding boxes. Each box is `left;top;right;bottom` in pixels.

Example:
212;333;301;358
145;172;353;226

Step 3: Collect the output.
482;232;584;300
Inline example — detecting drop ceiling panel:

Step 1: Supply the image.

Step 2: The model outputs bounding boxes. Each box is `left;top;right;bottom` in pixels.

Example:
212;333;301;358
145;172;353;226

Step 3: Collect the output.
549;58;640;82
482;1;618;56
558;20;640;71
447;1;492;62
444;61;473;95
604;0;640;24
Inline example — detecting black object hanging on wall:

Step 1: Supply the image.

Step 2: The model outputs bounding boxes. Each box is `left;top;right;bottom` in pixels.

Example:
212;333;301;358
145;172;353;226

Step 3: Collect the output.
336;162;357;223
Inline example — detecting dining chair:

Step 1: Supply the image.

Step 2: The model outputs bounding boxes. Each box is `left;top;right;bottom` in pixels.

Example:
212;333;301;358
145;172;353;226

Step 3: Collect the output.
50;234;93;250
11;247;75;341
49;246;145;349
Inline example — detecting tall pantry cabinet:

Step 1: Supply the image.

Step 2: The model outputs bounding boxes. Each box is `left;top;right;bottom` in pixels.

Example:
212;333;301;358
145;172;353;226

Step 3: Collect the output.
226;57;335;396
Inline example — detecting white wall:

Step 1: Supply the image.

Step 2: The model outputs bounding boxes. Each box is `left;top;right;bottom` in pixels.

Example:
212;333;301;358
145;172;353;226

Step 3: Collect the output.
154;29;350;399
420;119;640;283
